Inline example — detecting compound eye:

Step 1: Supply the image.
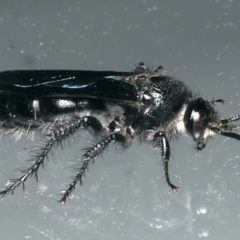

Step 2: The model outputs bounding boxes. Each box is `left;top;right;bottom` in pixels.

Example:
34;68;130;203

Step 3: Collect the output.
190;109;206;141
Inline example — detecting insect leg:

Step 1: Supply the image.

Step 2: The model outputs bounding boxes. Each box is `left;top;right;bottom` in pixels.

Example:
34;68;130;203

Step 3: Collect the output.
152;132;178;192
220;114;240;124
0;116;104;198
58;133;128;205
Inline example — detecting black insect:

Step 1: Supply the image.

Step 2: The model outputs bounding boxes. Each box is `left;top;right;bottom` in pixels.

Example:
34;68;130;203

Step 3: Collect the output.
0;63;239;204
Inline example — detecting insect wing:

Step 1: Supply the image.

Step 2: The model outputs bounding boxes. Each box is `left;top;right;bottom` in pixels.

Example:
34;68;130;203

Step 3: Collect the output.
0;70;138;101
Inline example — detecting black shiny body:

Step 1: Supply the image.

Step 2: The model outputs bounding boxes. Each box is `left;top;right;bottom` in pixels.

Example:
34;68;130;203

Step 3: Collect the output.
0;70;135;128
0;63;239;204
0;67;189;133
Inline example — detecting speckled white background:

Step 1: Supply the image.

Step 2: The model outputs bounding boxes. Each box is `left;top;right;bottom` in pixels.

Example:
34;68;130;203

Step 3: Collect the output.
0;1;240;239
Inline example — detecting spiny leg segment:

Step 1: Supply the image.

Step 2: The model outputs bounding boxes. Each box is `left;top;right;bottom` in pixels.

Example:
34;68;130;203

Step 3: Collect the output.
0;116;103;198
153;132;178;192
59;133;128;204
210;115;240;140
220;114;240;125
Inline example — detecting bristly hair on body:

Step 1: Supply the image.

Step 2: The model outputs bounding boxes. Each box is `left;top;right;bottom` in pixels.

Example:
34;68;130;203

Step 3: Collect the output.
0;63;239;204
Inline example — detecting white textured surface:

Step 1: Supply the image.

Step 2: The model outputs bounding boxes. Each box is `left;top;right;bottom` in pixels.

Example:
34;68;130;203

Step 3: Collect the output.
0;1;240;239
